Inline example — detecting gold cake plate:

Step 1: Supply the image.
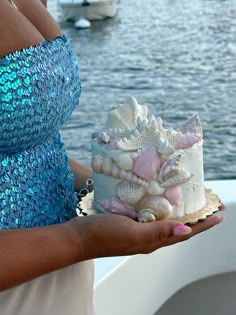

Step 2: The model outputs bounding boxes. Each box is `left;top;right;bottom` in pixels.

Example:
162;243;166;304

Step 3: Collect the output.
77;188;222;225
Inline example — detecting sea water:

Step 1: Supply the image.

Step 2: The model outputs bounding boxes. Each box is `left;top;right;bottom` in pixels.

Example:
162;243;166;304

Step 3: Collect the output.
49;0;236;180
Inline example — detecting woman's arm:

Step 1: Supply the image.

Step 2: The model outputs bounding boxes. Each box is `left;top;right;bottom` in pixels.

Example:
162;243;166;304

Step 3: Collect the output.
0;221;82;291
40;0;47;7
0;213;223;291
68;158;93;192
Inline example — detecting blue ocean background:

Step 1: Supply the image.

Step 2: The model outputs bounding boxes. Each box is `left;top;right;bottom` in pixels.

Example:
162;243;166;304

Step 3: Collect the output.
49;0;236;180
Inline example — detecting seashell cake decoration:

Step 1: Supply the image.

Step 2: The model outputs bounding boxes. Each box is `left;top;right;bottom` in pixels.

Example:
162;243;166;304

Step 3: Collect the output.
91;96;205;223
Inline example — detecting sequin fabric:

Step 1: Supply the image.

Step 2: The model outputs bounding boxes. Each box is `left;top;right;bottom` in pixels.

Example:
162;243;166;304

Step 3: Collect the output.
0;35;81;229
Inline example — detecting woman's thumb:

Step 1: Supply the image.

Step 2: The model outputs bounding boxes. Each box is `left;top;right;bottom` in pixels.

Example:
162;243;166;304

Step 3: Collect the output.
149;220;192;242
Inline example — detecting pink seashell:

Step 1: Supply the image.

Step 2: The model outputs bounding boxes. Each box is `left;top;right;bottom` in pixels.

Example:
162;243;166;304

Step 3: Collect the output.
133;147;161;180
165;185;182;205
174;133;201;150
97;197;137;219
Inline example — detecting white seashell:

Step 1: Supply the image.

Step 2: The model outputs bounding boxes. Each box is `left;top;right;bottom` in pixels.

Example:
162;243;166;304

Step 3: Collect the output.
91;155;104;173
97;132;111;144
120;170;127;179
101;157;113;176
115;181;146;206
137;210;156;223
137;178;144;185
131;152;138;159
111;165;121;178
136;195;173;221
146;180;166;195
159;155;181;182
117;127;175;154
149;115;157;129
160;169;193;187
106;96;148;130
125;173;133;181
116;153;134;171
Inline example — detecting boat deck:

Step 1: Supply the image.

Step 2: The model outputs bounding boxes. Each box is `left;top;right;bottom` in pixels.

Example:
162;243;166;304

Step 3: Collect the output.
94;180;235;315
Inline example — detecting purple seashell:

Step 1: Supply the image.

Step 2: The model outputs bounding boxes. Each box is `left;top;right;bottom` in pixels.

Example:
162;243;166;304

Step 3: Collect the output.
105;137;118;150
97;197;137;219
177;114;202;137
174;133;201;150
133;147;161;180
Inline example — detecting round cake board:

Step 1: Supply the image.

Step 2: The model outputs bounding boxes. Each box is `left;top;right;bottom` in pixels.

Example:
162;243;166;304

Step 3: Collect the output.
77;188;221;225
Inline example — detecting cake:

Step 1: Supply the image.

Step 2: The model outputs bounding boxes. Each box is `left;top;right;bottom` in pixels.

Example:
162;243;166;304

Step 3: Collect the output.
90;97;218;223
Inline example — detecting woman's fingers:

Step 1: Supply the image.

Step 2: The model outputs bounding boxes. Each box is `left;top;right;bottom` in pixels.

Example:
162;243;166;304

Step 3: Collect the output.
219;202;226;210
159;214;224;248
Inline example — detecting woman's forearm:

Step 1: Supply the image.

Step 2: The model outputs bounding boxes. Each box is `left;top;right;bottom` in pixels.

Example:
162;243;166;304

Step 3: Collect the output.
40;0;47;7
0;222;81;291
69;158;92;192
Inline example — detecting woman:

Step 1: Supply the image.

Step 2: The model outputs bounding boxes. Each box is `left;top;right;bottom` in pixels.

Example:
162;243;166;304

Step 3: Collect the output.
0;1;224;314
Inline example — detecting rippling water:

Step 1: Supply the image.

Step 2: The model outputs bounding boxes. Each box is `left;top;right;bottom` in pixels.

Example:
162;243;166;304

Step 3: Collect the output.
49;0;236;180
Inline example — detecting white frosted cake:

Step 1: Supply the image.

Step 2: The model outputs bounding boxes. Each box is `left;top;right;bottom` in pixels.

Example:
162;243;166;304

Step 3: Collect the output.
91;97;216;223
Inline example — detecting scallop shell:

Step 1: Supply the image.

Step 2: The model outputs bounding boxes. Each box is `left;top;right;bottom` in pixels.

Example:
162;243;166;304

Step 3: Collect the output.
115;181;146;206
106;96;148;130
133;147;161;180
136;195;173;221
97;197;137;219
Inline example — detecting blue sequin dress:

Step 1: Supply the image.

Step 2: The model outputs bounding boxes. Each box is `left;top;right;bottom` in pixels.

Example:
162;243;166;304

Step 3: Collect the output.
0;35;81;229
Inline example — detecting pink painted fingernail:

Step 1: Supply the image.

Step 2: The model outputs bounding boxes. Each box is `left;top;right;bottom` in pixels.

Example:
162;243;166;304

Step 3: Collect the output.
174;224;192;235
215;216;225;224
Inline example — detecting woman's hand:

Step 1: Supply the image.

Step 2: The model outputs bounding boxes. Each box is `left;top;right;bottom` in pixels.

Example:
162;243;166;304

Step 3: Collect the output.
68;213;224;260
0;208;224;291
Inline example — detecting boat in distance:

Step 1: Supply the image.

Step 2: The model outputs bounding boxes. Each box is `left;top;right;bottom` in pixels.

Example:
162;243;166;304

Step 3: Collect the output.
58;0;119;21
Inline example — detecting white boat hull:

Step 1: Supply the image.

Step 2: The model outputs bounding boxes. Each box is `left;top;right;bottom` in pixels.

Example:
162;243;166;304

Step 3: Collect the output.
58;0;118;21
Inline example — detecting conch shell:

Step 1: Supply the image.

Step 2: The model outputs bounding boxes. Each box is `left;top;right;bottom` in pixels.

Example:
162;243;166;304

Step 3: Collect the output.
136;195;173;222
106;96;148;130
91;155;148;187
